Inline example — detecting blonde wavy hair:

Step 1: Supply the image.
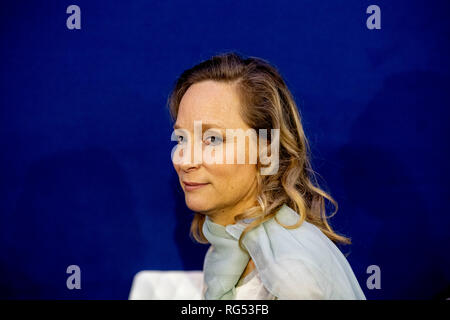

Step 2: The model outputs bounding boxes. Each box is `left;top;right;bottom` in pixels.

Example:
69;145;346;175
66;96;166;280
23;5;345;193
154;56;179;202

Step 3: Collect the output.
167;52;351;251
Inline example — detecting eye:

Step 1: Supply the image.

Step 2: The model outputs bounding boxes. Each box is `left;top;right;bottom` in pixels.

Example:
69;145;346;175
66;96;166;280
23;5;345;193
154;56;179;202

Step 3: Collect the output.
177;135;185;144
205;135;223;146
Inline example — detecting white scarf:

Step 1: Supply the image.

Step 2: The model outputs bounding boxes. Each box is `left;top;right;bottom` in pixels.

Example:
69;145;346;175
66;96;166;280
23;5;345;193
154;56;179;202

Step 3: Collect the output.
201;215;252;300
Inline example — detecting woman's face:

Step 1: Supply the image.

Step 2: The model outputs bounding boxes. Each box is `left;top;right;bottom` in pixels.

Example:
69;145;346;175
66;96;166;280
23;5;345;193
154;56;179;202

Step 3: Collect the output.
172;80;258;225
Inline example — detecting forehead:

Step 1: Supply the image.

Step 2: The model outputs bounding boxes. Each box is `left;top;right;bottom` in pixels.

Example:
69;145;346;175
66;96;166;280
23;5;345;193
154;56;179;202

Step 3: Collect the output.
175;80;247;129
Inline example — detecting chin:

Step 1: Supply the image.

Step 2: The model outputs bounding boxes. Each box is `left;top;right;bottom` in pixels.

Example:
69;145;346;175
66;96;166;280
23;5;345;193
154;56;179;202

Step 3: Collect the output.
184;194;213;213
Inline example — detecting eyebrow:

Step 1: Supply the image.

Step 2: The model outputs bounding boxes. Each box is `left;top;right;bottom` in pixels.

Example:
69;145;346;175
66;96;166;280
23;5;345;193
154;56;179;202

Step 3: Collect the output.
173;122;226;130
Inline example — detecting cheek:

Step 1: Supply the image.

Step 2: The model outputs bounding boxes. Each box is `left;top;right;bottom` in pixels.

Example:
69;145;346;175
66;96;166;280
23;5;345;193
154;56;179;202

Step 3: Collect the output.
206;163;256;194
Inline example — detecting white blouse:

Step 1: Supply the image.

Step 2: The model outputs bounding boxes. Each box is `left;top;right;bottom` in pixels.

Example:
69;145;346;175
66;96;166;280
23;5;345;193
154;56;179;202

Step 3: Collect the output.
234;268;277;300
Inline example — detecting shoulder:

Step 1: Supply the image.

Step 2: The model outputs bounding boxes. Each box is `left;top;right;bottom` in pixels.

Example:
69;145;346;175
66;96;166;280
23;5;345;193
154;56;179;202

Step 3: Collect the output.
243;205;365;299
254;204;343;270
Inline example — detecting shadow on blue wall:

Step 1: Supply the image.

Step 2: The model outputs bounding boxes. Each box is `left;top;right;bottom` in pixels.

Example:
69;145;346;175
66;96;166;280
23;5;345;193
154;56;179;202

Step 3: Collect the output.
335;70;450;299
0;147;145;299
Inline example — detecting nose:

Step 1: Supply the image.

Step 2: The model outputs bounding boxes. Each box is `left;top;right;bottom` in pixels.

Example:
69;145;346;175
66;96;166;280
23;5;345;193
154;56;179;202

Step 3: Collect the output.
179;158;200;172
177;139;201;172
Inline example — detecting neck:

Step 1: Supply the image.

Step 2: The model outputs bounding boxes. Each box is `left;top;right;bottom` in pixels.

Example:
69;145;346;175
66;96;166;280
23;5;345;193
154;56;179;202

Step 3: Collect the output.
208;179;258;226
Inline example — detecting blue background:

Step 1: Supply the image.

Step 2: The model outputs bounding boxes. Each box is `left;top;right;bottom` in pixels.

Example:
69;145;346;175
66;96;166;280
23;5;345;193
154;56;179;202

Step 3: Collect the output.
1;0;449;299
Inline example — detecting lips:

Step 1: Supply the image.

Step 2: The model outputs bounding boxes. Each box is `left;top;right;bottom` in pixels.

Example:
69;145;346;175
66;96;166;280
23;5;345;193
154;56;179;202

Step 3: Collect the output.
182;181;209;191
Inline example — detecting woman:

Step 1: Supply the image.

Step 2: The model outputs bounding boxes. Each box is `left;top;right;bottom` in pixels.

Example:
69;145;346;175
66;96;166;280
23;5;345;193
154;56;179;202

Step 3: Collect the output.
167;52;366;300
